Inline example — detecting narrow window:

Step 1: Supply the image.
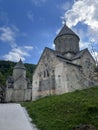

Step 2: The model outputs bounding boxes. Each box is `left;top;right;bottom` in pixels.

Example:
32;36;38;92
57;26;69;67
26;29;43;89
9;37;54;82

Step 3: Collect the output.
47;70;49;77
44;71;46;77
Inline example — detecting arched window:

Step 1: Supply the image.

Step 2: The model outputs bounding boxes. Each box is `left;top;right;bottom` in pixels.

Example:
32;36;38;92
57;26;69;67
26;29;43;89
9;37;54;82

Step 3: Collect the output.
44;71;46;77
44;70;50;77
47;70;49;77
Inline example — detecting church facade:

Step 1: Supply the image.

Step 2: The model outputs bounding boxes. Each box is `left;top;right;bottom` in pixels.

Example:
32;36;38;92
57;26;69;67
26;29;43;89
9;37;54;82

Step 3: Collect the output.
5;59;32;102
32;24;96;100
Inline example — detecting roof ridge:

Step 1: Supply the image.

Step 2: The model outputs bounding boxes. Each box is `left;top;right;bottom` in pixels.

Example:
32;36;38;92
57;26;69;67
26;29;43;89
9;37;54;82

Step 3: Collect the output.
72;48;88;60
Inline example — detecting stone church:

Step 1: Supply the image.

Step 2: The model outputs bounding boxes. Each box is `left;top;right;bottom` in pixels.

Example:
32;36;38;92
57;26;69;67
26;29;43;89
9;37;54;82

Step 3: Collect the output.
5;59;32;102
32;24;97;100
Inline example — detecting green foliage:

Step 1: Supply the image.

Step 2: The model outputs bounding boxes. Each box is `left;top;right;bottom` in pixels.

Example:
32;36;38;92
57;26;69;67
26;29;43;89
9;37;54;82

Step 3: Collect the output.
0;60;15;86
0;72;5;86
22;86;98;130
25;63;36;81
0;60;36;86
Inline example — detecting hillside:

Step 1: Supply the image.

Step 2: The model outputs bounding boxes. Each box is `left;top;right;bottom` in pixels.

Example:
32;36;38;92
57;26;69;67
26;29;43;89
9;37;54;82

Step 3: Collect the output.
0;60;36;86
22;86;98;130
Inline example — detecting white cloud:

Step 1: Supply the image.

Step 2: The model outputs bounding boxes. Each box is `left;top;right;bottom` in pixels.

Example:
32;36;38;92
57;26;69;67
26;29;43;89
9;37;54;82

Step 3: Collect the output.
62;0;98;29
3;46;33;62
24;46;33;50
31;0;47;6
79;41;90;49
0;25;34;62
87;27;98;43
0;26;18;48
51;44;55;49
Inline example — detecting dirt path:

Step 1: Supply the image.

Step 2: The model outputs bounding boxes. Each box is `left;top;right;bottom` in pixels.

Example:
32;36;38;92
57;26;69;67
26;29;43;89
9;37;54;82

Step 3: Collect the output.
0;103;37;130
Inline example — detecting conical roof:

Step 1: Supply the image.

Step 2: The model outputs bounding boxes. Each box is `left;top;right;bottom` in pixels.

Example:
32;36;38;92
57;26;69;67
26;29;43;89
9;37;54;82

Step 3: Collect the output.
54;24;80;42
14;59;26;69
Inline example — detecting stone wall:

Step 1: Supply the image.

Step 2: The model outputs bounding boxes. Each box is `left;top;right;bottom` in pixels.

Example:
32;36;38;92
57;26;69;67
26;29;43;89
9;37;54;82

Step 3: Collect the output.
32;48;60;100
72;50;96;82
5;88;13;102
32;48;97;101
54;35;79;54
13;68;26;80
6;77;32;102
14;77;27;90
5;88;32;102
54;62;83;94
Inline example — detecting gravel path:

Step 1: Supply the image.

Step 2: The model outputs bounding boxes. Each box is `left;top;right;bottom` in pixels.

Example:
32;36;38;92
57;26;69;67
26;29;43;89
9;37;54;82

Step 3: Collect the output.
0;103;37;130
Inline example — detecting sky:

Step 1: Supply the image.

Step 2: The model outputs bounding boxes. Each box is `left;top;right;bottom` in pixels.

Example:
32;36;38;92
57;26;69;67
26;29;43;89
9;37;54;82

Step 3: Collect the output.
0;0;98;64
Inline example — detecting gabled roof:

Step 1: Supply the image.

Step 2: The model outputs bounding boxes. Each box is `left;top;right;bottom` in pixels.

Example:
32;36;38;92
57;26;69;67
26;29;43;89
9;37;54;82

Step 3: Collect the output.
34;47;94;77
72;48;95;62
36;47;59;65
33;47;61;75
72;48;88;60
56;54;72;61
54;24;80;42
14;59;26;69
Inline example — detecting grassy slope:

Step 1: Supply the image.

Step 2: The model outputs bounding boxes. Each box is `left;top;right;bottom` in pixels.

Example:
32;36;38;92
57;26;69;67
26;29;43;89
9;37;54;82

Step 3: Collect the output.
22;86;98;130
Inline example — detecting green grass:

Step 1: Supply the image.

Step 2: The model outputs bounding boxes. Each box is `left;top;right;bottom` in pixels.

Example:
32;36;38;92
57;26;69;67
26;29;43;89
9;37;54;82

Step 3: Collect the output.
22;86;98;130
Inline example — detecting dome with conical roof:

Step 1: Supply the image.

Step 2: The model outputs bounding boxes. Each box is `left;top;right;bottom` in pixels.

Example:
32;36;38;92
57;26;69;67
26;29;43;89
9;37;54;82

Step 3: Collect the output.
14;59;26;69
13;59;26;80
54;24;80;55
54;24;79;41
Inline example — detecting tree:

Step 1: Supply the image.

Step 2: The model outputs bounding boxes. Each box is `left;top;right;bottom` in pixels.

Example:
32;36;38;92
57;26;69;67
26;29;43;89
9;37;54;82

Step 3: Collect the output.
90;41;98;66
0;72;5;86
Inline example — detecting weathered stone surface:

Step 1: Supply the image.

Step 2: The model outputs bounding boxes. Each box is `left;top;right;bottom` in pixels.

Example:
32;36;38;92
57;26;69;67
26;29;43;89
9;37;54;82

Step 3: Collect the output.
54;24;80;54
32;24;97;101
5;59;32;102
